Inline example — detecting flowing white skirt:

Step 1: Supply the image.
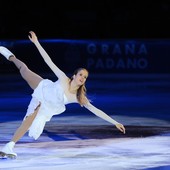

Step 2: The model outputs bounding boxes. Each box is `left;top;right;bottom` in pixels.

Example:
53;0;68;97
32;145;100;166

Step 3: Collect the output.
24;79;66;140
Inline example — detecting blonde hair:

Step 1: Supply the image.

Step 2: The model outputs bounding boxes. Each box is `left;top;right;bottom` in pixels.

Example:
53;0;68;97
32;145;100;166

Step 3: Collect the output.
70;68;89;106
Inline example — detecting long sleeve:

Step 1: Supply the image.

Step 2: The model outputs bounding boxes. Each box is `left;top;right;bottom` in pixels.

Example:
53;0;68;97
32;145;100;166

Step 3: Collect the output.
33;40;67;80
84;102;119;125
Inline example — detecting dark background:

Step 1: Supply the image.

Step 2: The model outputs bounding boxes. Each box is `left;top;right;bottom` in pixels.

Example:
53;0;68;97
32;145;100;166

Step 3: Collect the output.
0;0;170;74
0;0;170;40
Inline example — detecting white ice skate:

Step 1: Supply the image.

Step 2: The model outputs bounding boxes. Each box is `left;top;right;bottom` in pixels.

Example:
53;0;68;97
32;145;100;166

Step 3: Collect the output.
0;142;17;159
0;46;14;60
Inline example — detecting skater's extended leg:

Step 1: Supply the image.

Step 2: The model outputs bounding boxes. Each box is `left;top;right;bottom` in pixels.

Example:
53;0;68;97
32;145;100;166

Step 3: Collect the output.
0;46;43;89
10;56;43;90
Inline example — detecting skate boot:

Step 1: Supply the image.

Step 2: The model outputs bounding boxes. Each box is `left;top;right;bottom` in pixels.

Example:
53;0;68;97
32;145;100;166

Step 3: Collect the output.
0;141;17;159
0;46;14;60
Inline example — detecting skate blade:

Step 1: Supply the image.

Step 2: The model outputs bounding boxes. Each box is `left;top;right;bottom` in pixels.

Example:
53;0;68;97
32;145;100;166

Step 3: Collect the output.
6;154;17;159
0;151;16;159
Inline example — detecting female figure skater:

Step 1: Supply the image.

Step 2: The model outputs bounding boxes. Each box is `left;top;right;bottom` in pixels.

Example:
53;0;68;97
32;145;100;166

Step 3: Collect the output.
0;31;125;159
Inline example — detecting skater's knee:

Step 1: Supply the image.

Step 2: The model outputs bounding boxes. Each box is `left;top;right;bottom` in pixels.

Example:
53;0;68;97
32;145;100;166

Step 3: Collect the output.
25;104;41;120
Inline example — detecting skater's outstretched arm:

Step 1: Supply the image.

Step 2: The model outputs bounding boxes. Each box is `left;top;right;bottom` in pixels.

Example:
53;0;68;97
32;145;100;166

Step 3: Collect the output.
84;101;126;134
28;31;67;81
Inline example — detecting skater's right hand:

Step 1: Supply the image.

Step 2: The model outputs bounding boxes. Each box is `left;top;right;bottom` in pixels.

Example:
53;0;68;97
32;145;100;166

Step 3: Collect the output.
28;31;38;43
115;123;126;134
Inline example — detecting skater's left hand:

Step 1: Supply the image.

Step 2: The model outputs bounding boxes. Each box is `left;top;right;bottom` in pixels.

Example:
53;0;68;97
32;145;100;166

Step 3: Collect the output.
28;31;38;43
